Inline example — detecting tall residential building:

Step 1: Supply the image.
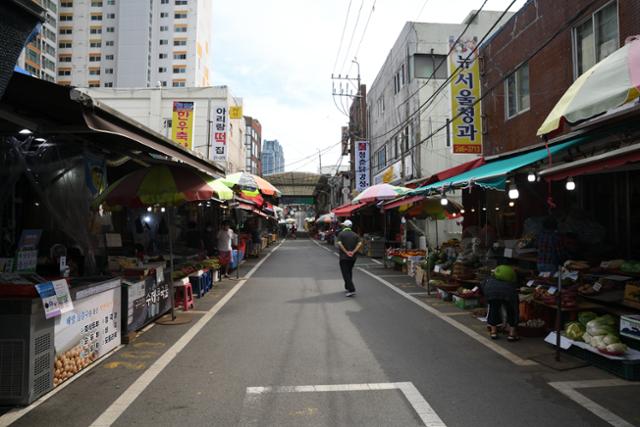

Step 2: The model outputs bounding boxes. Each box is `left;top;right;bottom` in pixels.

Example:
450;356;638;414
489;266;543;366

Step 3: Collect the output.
16;0;58;83
244;116;262;175
57;0;212;88
262;139;284;175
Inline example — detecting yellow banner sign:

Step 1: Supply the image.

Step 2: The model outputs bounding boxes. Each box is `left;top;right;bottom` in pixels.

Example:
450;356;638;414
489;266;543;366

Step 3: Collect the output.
171;101;194;150
229;105;243;119
449;37;482;154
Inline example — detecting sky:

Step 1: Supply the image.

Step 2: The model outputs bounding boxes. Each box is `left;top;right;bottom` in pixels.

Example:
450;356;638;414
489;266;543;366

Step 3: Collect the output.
211;0;527;173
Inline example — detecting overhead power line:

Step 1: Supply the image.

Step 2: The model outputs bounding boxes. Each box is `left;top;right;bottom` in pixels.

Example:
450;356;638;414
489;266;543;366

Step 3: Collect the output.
404;0;602;188
332;0;353;74
370;0;493;143
339;0;365;75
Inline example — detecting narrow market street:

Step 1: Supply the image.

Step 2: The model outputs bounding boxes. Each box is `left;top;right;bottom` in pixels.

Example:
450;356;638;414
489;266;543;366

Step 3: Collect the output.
3;238;638;427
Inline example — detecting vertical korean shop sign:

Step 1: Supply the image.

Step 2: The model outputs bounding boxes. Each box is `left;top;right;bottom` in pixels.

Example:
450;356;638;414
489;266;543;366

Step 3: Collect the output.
171;101;194;150
449;36;482;154
212;103;228;162
355;140;370;192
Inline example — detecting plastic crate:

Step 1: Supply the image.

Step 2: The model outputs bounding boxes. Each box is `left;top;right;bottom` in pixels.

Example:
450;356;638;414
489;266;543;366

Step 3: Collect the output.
188;272;207;298
452;295;479;310
567;345;640;381
436;288;453;301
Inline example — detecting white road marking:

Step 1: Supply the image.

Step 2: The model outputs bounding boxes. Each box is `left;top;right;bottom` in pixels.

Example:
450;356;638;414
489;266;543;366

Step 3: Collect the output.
87;241;285;427
371;258;383;265
407;292;431;296
0;345;124;427
357;268;537;367
376;274;410;278
240;382;446;427
549;379;636;427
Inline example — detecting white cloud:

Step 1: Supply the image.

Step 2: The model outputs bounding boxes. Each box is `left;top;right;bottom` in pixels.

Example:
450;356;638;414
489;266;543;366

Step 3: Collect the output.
211;0;526;172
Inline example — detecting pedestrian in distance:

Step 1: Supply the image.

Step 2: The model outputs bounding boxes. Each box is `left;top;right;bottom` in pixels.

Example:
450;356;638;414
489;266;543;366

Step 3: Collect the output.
217;221;233;278
336;220;362;297
482;265;520;341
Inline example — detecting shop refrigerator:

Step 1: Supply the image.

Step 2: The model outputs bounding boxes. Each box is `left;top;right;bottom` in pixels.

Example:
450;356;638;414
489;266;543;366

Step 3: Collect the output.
0;298;54;405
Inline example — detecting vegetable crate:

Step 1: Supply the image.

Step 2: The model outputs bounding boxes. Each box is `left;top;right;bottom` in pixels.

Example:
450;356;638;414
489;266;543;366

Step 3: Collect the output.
436;288;453;301
452;295;479;310
567;345;640;381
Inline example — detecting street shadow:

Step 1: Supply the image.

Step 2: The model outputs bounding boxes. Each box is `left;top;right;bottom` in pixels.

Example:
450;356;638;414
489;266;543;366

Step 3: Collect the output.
285;291;353;305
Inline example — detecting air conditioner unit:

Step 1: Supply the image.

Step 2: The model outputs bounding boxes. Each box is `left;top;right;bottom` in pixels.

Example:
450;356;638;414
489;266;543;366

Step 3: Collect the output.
0;299;54;405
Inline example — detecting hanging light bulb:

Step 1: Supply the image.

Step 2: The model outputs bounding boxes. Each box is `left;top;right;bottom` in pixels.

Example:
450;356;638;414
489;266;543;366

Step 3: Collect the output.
471;208;475;213
160;207;166;213
482;207;487;211
495;206;500;211
19;129;32;135
566;177;576;191
440;194;448;206
508;183;519;200
460;209;465;214
527;172;536;182
146;206;152;212
508;201;515;207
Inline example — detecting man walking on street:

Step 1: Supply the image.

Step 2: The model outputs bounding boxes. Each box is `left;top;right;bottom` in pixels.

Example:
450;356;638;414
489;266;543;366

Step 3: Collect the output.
337;220;362;297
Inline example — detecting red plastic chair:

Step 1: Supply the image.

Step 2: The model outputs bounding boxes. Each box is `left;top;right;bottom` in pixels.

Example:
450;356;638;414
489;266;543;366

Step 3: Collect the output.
174;282;194;311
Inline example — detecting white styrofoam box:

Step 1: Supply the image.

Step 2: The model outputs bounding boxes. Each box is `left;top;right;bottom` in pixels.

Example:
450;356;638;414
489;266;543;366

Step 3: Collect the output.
620;315;640;341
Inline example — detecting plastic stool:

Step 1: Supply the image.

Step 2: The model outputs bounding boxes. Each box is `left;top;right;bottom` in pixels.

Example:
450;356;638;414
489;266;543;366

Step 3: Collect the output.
174;282;194;311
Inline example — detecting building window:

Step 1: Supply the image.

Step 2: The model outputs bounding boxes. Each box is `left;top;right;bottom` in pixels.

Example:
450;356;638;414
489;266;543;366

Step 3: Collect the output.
173;52;187;60
159;67;167;73
413;53;447;79
107;13;115;19
60;1;73;7
160;25;169;31
106;40;114;46
175;0;188;4
59;55;72;62
172;80;186;87
91;1;103;6
160;12;169;18
174;12;187;19
89;69;101;76
159;53;168;59
60;27;72;35
105;68;114;74
505;63;530;118
90;40;102;48
89;82;100;88
161;0;169;3
173;67;186;74
106;27;115;33
90;14;103;21
44;28;56;41
160;81;167;87
107;0;116;5
160;39;169;45
104;82;113;87
45;14;57;28
59;14;73;21
376;147;386;169
44;43;55;56
573;1;618;77
89;55;102;62
90;27;102;34
58;41;72;48
58;69;71;76
174;26;187;33
105;54;114;60
377;96;385;116
173;39;187;46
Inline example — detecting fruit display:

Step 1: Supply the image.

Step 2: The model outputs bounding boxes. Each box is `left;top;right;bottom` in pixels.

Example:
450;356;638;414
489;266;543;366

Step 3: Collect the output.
455;286;481;298
563;260;590;271
386;248;426;258
170;257;220;281
519;318;545;328
533;286;577;307
53;346;97;387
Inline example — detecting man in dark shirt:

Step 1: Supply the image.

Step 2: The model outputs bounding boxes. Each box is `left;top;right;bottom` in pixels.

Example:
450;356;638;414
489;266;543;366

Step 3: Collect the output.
337;220;362;297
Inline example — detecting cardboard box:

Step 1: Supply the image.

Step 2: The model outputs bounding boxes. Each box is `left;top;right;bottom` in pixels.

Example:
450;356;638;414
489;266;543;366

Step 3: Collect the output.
624;282;640;308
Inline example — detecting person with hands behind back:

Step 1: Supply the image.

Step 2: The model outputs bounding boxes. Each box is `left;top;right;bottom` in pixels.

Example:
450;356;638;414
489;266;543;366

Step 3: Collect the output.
336;220;362;297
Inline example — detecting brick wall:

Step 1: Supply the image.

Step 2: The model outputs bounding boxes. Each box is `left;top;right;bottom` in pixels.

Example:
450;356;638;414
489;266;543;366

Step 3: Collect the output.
480;0;640;156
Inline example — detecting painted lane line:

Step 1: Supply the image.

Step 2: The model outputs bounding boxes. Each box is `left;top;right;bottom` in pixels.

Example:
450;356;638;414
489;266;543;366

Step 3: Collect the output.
88;241;285;427
549;380;636;427
357;268;537;367
241;382;446;427
371;258;383;265
0;345;125;427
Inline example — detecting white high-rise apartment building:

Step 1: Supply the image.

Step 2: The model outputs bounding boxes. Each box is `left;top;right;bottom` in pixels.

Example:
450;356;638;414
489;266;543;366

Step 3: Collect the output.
57;0;212;88
16;0;58;83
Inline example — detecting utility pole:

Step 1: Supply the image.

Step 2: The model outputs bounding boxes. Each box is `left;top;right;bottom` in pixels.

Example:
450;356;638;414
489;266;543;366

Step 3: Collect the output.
318;149;322;174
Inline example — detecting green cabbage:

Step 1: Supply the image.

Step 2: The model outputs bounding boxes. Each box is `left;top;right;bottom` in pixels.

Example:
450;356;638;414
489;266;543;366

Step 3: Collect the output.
565;322;585;341
605;343;627;354
582;332;593;345
602;334;620;345
578;312;597;327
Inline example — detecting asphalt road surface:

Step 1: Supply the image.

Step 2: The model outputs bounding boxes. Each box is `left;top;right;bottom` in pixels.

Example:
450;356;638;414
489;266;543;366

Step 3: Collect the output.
6;239;615;426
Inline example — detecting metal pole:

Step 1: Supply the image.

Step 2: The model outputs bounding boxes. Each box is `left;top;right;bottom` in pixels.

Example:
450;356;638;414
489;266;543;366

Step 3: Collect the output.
167;208;176;320
206;99;212;160
555;266;563;362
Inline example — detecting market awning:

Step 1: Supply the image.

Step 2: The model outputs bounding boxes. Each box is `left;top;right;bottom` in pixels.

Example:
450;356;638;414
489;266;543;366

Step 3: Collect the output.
406;158;486;188
539;142;640;181
411;138;585;194
331;202;369;217
0;72;224;178
382;195;426;211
